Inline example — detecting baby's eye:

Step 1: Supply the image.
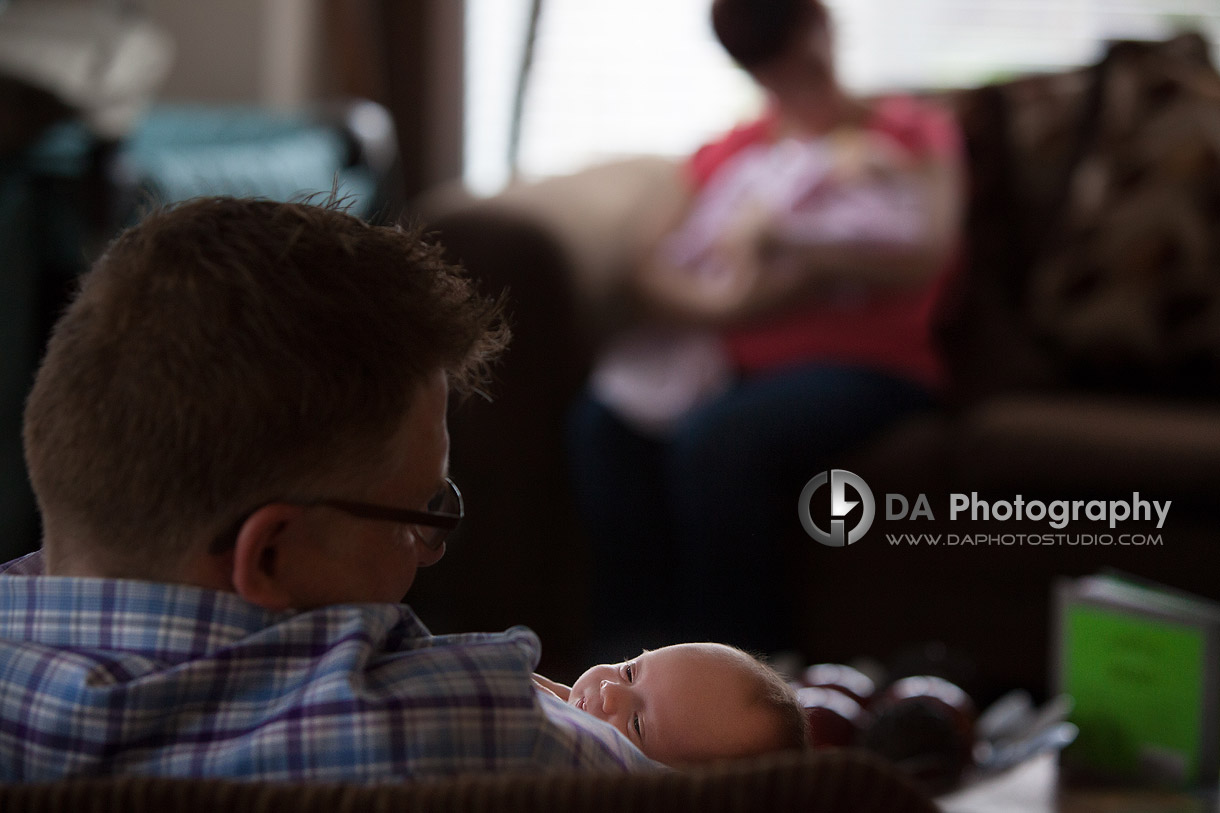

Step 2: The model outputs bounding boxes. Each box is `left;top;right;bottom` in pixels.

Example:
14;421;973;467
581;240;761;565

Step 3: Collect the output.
632;713;642;738
623;663;634;682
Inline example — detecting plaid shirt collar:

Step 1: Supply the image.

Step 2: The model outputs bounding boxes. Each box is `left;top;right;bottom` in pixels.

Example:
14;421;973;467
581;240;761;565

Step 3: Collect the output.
0;550;430;659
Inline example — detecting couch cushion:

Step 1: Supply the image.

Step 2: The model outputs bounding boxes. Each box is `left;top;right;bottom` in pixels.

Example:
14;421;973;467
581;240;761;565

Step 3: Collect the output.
1023;35;1220;396
958;394;1220;496
426;157;685;322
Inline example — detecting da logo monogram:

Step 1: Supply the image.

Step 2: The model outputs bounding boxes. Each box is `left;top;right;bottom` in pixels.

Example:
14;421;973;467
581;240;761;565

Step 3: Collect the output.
798;469;875;547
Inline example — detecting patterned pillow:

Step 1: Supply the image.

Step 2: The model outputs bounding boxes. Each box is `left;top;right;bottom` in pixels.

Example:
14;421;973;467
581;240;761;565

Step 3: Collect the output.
1025;33;1220;395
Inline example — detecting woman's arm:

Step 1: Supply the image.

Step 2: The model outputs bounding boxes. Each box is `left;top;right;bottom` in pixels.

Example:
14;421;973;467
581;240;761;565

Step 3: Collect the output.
627;195;769;327
628;139;964;326
758;149;963;293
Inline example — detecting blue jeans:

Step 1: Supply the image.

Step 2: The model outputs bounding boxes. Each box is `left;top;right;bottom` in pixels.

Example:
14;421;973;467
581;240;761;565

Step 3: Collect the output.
566;362;933;659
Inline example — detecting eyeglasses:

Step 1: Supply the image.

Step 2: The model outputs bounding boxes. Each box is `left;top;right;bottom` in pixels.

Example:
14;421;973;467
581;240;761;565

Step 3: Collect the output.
304;477;464;551
212;477;464;555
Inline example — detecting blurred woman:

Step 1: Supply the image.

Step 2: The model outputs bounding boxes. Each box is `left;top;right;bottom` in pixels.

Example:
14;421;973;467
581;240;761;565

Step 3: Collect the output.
568;0;965;659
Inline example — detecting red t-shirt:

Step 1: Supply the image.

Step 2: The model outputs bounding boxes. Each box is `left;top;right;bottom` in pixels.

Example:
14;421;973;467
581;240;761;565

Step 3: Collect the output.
687;96;963;388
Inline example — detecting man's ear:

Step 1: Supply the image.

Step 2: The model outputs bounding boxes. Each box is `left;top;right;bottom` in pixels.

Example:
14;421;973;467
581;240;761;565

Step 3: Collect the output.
230;503;309;611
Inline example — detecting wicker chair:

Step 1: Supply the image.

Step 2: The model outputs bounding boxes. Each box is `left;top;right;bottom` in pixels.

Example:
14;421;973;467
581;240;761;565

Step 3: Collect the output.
0;749;934;813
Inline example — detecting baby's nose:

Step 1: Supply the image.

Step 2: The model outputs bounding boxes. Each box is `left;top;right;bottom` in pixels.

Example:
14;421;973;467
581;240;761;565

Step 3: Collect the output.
599;679;623;714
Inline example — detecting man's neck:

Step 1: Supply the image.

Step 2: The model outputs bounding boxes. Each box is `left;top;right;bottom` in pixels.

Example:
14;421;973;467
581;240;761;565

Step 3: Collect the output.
42;536;233;592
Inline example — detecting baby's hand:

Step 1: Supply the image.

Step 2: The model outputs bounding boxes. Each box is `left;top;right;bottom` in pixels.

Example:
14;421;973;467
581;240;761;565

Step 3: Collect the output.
831;130;912;181
706;201;771;282
532;673;572;702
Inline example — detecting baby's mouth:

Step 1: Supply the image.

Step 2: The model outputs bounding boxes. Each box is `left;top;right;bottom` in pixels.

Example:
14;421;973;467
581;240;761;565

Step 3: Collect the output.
575;696;587;711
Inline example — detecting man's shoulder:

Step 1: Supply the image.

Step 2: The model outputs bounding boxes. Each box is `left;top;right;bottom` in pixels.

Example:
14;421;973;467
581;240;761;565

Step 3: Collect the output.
372;625;657;771
375;623;543;700
314;619;658;773
0;560;656;778
262;616;659;774
0;584;651;779
0;550;44;576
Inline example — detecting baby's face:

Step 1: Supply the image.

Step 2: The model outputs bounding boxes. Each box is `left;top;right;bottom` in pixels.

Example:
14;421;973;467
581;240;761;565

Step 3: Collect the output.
567;643;774;765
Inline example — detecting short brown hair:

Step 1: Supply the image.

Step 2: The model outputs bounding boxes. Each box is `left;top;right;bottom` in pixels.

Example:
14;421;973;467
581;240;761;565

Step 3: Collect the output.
711;0;828;70
24;196;508;576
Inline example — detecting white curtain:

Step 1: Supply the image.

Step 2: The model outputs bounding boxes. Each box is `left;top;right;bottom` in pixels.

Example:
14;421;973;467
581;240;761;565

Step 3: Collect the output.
465;0;1220;194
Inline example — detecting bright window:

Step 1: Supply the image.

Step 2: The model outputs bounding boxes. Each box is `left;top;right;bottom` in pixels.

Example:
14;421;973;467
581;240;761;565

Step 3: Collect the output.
465;0;1220;194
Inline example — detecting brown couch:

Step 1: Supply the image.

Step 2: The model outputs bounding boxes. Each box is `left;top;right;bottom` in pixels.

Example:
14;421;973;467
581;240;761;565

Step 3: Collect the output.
412;35;1220;699
0;749;934;813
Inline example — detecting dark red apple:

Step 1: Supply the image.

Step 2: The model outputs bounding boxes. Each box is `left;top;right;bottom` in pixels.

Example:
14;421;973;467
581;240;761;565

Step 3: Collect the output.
877;675;975;746
796;686;868;748
862;675;976;794
801;662;877;707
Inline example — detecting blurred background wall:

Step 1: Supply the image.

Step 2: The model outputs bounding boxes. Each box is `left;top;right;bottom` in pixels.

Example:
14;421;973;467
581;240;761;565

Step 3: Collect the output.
146;0;323;108
139;0;463;199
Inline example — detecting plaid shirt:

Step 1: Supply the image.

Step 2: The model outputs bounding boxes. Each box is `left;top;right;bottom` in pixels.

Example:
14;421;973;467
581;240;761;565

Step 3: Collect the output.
0;551;657;782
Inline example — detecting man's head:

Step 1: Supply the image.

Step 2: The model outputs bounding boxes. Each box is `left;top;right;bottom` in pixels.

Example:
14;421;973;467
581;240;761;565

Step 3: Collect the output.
24;197;508;605
567;643;809;766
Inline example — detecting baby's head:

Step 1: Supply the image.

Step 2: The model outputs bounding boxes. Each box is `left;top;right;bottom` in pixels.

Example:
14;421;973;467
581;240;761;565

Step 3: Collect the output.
567;643;809;766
